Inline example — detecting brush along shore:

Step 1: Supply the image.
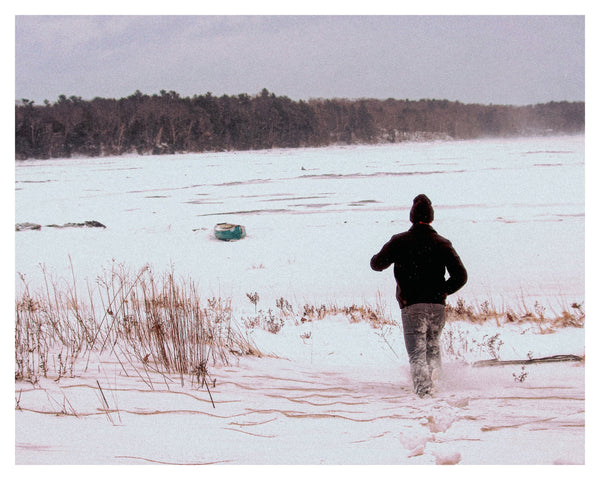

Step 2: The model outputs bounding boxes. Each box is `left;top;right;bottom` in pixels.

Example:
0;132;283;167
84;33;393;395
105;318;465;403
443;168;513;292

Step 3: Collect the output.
15;264;584;387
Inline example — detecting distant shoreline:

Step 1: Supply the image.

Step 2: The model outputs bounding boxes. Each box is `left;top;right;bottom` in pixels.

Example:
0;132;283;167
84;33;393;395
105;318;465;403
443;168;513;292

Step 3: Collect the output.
15;91;584;161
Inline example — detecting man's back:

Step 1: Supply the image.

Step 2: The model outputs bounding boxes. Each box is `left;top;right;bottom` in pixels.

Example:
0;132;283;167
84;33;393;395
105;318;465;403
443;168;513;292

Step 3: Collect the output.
370;223;467;308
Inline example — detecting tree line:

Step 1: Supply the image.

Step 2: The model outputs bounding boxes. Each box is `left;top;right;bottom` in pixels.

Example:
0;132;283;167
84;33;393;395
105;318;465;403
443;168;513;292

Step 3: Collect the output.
15;88;585;160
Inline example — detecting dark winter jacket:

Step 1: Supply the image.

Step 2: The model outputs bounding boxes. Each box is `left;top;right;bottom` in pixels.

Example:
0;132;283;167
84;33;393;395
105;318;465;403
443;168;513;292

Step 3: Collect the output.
370;223;467;308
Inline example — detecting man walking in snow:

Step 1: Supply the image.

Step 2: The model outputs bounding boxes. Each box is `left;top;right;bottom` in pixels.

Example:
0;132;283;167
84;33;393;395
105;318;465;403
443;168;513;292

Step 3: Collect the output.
370;194;467;397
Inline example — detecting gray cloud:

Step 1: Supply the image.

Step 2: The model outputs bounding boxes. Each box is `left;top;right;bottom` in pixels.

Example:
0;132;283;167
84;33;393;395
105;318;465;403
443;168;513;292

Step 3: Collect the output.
15;15;584;105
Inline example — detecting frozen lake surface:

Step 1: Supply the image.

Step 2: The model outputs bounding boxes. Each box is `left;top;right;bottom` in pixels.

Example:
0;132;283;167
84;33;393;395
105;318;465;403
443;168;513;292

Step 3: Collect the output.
14;135;587;465
15;135;584;312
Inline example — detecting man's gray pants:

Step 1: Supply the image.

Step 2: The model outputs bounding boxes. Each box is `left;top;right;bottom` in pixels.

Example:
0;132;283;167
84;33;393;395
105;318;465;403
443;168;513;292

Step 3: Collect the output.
401;303;446;396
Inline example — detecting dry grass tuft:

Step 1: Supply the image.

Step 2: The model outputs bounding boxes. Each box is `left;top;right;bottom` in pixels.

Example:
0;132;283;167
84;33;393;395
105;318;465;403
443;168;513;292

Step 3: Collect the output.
241;291;395;334
446;297;584;330
15;264;261;385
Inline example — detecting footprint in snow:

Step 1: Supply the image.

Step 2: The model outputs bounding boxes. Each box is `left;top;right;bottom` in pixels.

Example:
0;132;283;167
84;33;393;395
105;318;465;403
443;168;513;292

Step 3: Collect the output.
434;451;462;465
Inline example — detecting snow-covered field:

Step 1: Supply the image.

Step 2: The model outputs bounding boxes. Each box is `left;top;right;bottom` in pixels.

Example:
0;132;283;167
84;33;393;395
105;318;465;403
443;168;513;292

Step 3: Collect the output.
14;135;587;465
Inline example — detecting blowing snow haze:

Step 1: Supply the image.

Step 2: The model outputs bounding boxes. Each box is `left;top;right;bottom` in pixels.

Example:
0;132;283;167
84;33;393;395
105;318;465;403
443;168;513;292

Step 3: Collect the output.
15;15;585;106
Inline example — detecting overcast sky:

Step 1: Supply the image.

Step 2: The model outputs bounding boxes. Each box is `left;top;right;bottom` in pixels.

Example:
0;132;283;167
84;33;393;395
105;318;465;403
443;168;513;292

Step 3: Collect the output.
15;15;585;106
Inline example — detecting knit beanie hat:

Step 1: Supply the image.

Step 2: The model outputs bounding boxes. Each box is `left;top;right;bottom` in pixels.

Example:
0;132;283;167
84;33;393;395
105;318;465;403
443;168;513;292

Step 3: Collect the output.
410;194;434;224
